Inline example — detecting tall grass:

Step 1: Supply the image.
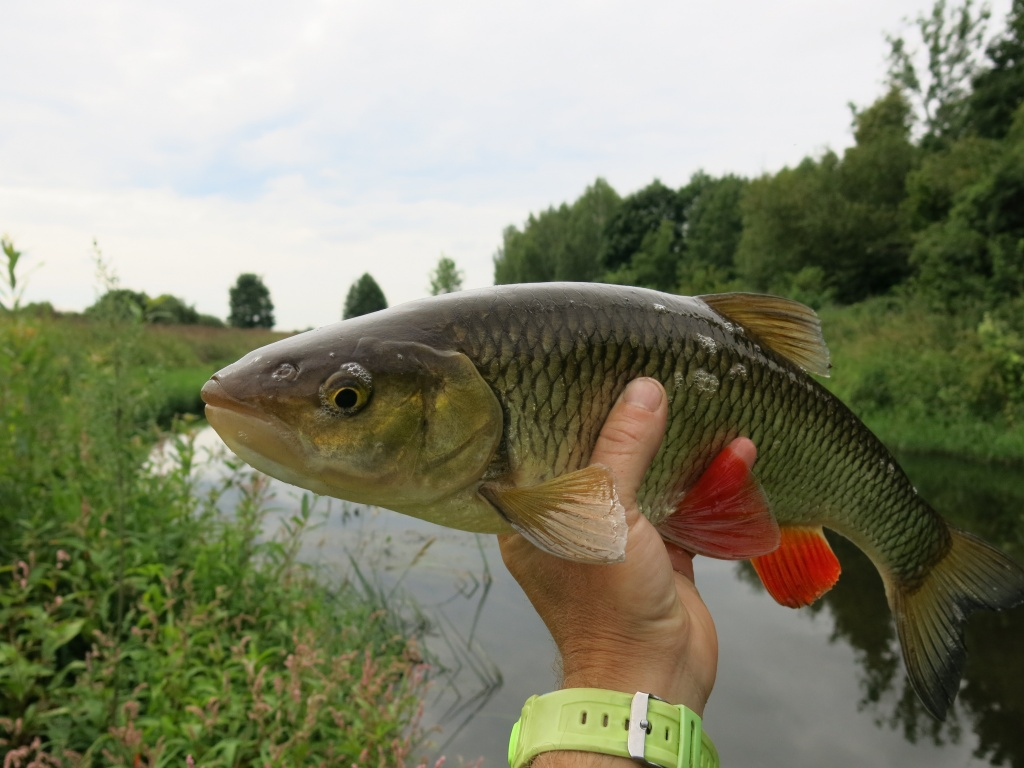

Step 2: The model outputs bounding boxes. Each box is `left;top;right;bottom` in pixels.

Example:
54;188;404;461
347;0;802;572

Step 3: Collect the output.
820;296;1024;463
0;268;436;765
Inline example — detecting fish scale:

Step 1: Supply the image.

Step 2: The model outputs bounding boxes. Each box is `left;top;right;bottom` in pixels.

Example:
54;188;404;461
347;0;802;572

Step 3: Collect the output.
455;286;928;574
202;282;1024;721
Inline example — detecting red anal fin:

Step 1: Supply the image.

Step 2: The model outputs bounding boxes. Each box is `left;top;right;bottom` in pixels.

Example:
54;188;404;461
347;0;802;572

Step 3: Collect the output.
751;526;841;608
657;438;780;560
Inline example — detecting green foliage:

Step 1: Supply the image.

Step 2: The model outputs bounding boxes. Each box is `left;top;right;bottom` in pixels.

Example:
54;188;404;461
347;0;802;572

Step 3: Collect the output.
910;103;1024;310
343;273;388;319
820;297;1024;460
0;254;431;766
1;236;26;311
85;290;209;326
678;173;747;281
737;90;916;303
85;289;149;322
428;255;464;295
904;136;1001;226
493;178;620;285
969;0;1024;138
601;179;684;279
228;274;275;329
146;294;200;325
886;0;991;146
195;313;225;328
20;301;58;319
604;218;678;291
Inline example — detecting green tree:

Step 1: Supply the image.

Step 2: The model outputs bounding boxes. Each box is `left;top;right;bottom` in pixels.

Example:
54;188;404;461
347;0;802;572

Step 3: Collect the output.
904;136;1001;227
228;274;275;329
911;104;1024;310
601;179;686;275
429;255;464;295
493;178;621;285
493;210;567;285
196;313;225;327
737;90;916;304
969;0;1024;139
675;173;748;293
680;174;747;273
886;0;991;147
736;156;839;297
85;288;150;322
146;294;200;324
605;219;679;291
343;273;388;319
564;177;621;281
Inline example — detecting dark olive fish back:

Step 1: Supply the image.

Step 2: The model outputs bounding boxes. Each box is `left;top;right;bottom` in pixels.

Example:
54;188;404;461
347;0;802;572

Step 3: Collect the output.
406;283;945;579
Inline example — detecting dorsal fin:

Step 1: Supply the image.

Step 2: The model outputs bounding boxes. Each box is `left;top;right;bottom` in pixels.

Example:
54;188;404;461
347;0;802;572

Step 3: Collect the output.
699;293;831;377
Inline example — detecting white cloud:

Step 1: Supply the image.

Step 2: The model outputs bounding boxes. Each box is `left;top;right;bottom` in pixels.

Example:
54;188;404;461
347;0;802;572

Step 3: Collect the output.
0;0;1012;328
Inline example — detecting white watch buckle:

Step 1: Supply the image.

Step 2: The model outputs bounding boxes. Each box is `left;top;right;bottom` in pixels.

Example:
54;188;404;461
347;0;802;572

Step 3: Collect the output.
627;691;661;766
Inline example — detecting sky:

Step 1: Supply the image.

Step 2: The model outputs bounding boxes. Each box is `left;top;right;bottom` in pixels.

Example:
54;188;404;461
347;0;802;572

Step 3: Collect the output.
1;0;1012;330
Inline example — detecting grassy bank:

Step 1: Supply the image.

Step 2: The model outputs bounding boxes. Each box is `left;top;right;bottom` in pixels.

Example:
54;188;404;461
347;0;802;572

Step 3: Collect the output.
0;313;436;767
139;323;287;424
819;297;1024;464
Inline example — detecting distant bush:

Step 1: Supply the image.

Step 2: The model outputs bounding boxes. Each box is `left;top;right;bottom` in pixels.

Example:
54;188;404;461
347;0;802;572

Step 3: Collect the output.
146;293;200;325
196;313;225;327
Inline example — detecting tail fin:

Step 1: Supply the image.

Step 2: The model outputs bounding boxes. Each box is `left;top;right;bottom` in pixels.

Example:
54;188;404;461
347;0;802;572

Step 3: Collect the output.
890;527;1024;720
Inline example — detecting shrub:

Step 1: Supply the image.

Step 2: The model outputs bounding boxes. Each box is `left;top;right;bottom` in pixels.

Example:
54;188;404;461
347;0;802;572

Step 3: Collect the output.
0;296;434;766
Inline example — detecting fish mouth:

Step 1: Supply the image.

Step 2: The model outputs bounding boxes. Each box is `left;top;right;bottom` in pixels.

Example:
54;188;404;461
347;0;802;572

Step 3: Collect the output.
200;376;233;410
201;377;335;497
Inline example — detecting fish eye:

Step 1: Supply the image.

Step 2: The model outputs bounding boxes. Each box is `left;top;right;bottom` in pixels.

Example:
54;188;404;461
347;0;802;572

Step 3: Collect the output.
333;387;362;409
321;363;372;414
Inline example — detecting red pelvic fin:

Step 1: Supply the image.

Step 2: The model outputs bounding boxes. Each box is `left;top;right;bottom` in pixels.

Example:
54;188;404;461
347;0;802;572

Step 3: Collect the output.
751;526;841;608
657;438;780;560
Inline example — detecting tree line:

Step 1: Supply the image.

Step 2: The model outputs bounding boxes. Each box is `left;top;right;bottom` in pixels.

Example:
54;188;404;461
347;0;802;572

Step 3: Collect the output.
54;254;464;330
492;0;1024;322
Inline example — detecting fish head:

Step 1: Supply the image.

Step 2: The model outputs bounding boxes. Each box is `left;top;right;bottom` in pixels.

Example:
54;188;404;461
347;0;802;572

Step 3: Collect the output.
201;329;504;510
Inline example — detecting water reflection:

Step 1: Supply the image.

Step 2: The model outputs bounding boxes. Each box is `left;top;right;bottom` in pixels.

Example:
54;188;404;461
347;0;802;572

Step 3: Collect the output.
182;428;1024;767
734;451;1024;766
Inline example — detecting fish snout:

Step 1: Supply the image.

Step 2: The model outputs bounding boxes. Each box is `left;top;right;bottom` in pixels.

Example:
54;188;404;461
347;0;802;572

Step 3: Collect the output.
200;376;231;408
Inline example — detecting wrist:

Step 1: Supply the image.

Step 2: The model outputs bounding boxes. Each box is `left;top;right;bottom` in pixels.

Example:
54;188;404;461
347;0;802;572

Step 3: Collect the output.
508;689;717;768
559;646;711;716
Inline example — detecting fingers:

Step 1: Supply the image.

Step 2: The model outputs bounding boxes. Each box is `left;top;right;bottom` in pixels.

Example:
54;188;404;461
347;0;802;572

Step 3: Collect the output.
589;378;668;520
726;436;757;470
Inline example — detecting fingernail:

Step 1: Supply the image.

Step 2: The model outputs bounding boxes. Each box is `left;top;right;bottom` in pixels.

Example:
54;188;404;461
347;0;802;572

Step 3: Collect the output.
623;378;662;412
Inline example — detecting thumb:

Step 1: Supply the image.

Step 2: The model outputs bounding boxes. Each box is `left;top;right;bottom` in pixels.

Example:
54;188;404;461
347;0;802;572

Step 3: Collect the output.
590;378;668;518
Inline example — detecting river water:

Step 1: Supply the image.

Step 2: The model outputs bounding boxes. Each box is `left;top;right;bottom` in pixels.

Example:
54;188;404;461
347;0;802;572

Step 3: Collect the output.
185;427;1024;768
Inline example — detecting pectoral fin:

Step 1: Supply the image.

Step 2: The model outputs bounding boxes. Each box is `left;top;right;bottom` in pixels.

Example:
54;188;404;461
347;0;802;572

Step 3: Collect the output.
657;438;780;559
481;465;627;563
751;526;841;608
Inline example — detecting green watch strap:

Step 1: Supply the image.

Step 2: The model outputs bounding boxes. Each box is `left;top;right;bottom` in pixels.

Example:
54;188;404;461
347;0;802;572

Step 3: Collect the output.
507;689;719;768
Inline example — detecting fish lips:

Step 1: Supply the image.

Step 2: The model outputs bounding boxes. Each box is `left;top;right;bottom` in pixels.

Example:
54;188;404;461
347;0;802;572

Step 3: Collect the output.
200;377;336;498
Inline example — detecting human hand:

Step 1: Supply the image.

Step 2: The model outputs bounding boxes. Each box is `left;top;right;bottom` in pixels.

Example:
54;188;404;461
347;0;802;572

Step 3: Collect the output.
499;377;726;715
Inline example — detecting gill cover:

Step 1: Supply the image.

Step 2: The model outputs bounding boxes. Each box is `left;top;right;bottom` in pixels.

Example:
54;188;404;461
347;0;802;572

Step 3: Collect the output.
311;340;503;508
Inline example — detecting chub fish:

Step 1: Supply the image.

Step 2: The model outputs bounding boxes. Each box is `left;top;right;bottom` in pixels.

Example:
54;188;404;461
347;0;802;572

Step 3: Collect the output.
201;283;1024;720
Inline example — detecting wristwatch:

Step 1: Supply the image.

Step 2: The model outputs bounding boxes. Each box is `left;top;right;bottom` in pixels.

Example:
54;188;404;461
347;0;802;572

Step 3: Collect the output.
508;689;719;768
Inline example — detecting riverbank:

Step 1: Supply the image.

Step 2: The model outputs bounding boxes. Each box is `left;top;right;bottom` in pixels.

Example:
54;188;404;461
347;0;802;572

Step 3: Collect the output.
819;297;1024;464
0;314;437;767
